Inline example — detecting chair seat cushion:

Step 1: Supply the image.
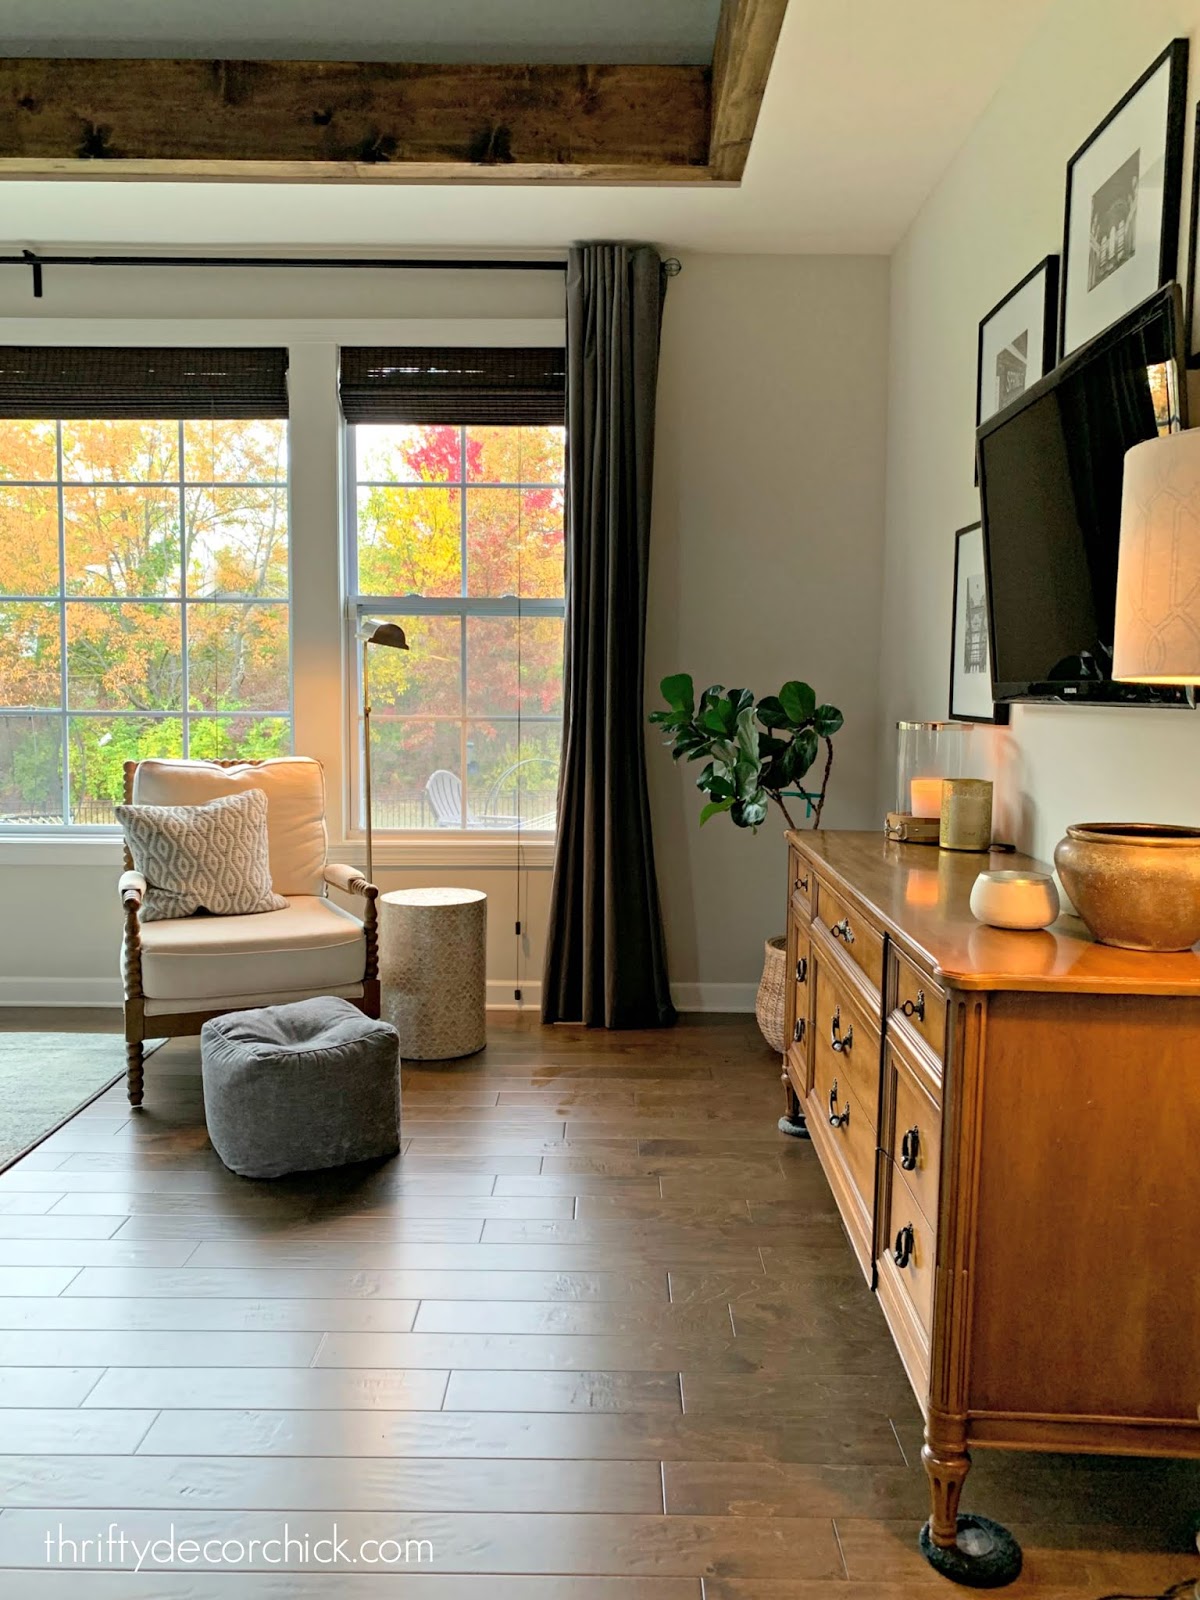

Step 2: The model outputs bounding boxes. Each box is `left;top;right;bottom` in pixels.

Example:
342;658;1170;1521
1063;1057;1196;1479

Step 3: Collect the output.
201;997;400;1179
137;896;365;1002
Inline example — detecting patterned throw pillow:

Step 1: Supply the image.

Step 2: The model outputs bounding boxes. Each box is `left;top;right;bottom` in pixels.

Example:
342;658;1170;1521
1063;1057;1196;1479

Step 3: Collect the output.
116;788;288;923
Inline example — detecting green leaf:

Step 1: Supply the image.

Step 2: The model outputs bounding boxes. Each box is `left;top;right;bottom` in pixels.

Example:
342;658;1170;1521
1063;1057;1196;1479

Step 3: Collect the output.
734;704;759;767
756;695;788;728
699;798;734;825
814;704;844;737
731;791;768;829
659;673;694;714
700;697;738;737
779;681;817;726
784;727;819;781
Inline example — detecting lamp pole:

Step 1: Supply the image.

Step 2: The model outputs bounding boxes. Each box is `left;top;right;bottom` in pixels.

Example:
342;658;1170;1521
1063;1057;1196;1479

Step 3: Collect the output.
362;637;375;889
358;621;409;888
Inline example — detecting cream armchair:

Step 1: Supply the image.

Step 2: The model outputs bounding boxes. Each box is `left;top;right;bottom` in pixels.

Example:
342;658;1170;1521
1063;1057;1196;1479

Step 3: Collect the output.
120;757;378;1108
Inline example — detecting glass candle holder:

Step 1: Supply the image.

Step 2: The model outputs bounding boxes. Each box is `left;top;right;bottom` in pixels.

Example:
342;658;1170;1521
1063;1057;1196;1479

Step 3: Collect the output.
895;722;973;818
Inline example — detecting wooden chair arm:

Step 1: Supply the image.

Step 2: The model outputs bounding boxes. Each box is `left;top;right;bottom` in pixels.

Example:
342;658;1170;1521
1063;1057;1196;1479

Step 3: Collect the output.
324;863;378;900
119;870;146;912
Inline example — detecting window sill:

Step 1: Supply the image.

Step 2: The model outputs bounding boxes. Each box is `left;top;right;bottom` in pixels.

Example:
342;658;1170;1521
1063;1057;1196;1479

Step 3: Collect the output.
0;833;557;871
332;833;557;870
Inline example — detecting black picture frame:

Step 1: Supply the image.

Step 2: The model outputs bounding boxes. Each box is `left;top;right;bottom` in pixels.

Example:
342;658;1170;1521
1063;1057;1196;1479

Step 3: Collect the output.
1186;100;1200;363
1059;38;1189;361
950;522;1008;726
975;255;1059;480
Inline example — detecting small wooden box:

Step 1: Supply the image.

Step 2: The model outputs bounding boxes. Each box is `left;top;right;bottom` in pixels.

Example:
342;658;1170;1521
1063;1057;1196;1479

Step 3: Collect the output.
884;812;941;845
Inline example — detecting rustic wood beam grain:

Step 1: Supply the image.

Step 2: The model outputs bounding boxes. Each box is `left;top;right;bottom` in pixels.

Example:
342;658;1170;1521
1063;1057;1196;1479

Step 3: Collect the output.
709;0;790;181
0;59;712;183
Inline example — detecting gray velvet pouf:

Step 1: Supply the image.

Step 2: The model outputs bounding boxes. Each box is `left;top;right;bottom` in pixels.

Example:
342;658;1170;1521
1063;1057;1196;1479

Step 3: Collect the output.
201;998;401;1179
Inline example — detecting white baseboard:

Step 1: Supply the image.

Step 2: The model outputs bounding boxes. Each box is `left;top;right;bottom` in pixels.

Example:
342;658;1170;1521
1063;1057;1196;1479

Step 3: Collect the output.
0;975;754;1015
486;979;542;1011
0;977;122;1008
670;982;757;1013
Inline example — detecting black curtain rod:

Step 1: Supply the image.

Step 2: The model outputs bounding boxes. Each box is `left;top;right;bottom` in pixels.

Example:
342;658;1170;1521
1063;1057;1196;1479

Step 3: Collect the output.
0;250;681;300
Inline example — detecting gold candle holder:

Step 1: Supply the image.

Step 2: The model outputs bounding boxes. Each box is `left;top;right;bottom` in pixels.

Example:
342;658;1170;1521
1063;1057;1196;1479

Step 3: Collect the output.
940;778;993;852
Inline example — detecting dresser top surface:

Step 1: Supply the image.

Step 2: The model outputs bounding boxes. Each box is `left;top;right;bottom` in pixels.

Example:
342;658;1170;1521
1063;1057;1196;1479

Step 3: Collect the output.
787;830;1200;995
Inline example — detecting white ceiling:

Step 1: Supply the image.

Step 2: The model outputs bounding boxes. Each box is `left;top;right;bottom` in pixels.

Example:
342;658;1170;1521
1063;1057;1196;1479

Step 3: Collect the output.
1;0;721;64
1;0;1057;256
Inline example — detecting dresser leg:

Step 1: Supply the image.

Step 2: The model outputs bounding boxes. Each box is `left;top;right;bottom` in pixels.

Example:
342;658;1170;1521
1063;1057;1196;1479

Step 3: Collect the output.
777;1069;809;1139
920;1443;1022;1587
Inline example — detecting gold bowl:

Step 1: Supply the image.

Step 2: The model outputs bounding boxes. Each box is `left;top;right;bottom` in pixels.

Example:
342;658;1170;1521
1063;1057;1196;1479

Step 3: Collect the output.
1053;823;1200;952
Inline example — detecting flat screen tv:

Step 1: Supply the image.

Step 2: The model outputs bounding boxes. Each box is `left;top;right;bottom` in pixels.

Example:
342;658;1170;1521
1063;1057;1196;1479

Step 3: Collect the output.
977;282;1191;706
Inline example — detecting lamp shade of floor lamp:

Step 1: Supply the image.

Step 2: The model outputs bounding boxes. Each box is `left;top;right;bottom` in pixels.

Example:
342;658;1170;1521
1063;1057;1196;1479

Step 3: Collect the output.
358;621;409;886
1114;429;1200;684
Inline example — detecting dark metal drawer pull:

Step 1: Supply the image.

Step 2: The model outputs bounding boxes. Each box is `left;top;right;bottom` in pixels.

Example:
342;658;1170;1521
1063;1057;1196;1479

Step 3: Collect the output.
893;1223;914;1269
830;1008;853;1053
792;1017;806;1044
794;873;809;894
901;990;926;1023
828;1081;850;1127
900;1126;920;1170
795;956;808;984
830;917;855;945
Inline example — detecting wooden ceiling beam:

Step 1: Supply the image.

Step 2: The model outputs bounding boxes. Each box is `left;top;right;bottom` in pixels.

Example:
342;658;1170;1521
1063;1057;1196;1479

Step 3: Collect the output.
0;58;712;183
709;0;790;181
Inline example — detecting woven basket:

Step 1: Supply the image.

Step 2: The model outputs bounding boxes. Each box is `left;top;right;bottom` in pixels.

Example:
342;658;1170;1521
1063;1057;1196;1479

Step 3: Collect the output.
755;934;788;1054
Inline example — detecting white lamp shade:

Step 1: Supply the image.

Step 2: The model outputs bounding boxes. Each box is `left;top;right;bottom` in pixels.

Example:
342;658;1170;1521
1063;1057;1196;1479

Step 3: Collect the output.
1113;429;1200;683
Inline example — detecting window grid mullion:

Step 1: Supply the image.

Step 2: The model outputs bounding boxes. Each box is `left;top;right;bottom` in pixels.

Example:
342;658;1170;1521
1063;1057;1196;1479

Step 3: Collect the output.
179;420;189;757
55;420;69;825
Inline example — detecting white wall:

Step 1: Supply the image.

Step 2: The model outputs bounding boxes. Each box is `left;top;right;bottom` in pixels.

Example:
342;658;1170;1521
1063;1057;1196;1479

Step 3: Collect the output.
0;251;891;1010
880;0;1200;863
649;253;890;1003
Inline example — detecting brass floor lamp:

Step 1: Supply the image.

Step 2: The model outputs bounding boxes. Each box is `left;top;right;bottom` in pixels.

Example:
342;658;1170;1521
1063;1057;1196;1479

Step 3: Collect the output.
359;621;410;886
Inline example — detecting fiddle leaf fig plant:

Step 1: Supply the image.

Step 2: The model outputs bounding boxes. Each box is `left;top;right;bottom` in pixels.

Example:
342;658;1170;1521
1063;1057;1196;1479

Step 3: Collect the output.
650;675;843;831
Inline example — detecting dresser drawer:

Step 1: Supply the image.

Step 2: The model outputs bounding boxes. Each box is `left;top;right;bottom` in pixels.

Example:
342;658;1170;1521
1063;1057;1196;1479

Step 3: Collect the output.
881;1163;936;1339
789;847;814;918
813;950;880;1125
887;1041;941;1224
814;879;885;1002
810;1054;878;1224
890;948;946;1065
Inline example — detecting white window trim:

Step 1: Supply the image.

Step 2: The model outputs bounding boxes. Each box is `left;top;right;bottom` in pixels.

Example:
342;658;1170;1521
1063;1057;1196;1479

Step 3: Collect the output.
0;319;567;869
1;414;293;834
342;419;564;851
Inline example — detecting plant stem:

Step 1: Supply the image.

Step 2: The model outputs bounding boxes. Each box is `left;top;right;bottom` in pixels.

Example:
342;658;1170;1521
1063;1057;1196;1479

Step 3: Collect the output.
811;737;835;829
770;792;799;830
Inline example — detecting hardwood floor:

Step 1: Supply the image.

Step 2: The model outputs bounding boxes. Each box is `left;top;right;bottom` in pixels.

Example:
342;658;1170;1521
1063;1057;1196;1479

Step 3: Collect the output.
0;1010;1196;1595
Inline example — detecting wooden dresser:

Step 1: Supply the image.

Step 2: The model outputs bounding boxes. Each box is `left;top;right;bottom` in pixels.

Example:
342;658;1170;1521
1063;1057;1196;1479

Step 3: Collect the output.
782;830;1200;1586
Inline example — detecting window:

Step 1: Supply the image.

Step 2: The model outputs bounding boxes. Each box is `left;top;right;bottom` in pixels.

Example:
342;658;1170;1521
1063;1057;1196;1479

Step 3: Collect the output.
0;417;291;827
348;422;564;832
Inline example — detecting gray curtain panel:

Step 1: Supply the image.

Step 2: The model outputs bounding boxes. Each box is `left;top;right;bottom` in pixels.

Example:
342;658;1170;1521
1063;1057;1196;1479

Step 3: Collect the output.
542;243;676;1029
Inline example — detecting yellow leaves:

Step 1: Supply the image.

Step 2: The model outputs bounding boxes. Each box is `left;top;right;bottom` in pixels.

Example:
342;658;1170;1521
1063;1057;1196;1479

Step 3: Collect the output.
0;420;56;482
0;601;59;707
0;484;59;595
61;419;179;483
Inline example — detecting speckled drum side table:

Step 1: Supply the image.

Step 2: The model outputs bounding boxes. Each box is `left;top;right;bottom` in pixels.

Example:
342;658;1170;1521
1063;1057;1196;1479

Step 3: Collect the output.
379;887;487;1060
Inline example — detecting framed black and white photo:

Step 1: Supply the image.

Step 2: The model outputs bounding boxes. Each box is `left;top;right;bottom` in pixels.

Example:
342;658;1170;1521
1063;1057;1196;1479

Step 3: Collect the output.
977;256;1059;434
950;523;1007;725
1060;39;1189;359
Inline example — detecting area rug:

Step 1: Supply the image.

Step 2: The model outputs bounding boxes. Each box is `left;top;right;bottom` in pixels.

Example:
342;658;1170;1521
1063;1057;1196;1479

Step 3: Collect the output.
0;1034;163;1172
